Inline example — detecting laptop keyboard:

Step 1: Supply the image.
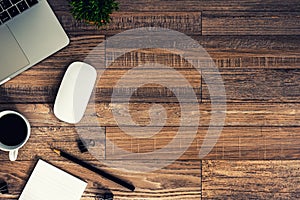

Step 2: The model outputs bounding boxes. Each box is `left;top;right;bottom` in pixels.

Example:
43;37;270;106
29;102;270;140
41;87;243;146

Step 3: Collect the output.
0;0;38;25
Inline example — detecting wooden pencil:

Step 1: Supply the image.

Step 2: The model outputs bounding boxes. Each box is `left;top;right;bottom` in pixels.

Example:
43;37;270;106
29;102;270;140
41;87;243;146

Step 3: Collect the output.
52;148;135;191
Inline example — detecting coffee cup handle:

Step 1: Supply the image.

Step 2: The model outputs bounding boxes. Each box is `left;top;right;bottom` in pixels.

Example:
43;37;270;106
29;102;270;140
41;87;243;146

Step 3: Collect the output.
9;150;18;161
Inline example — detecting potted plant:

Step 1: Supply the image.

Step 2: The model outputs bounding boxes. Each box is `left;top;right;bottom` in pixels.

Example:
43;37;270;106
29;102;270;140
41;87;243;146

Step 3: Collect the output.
69;0;119;27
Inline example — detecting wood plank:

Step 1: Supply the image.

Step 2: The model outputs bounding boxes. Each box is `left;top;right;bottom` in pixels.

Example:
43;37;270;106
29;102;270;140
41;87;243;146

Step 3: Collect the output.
48;0;300;12
51;1;214;36
105;126;264;160
1;48;202;104
2;35;298;103
197;35;300;69
37;34;105;69
57;11;201;35
41;35;300;70
0;67;201;103
261;127;300;159
1;126;299;161
34;30;300;71
202;160;300;199
0;160;201;199
106;37;300;69
201;127;300;160
2;68;299;103
106;127;300;160
105;12;201;36
0;103;298;127
0;34;105;104
116;0;300;12
0;127;104;162
50;1;300;37
2;0;299;199
202;68;300;102
202;12;300;35
50;0;300;38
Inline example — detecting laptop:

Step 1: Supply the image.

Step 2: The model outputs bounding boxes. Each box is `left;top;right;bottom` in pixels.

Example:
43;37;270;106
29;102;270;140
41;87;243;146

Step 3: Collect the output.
0;0;69;85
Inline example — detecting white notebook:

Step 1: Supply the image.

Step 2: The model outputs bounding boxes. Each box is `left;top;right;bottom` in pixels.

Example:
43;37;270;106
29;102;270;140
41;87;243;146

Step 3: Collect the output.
19;159;87;200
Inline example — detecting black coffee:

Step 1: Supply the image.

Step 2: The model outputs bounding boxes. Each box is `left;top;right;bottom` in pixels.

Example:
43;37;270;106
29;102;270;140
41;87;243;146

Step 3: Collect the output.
0;114;28;146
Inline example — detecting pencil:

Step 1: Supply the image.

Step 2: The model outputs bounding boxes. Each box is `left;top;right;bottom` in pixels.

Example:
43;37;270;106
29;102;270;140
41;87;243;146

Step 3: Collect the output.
52;148;135;191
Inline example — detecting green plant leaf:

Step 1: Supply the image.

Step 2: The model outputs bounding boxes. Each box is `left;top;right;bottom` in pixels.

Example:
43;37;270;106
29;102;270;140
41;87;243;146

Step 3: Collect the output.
69;0;119;27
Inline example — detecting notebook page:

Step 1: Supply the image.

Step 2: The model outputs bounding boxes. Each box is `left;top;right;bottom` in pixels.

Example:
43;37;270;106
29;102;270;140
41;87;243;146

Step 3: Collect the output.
19;159;87;200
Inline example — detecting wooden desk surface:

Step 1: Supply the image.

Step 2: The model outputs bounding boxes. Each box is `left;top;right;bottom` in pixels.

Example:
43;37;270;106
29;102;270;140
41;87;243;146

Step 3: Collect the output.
0;0;299;199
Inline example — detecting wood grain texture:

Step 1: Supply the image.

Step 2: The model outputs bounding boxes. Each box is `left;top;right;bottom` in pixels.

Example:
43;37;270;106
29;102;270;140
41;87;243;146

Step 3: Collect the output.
117;0;300;12
1;126;299;162
48;0;300;12
0;103;298;127
106;126;300;160
202;160;300;199
0;34;106;102
1;35;298;103
261;127;300;159
0;127;104;162
106;38;300;69
197;35;300;69
59;11;202;35
202;127;300;160
202;68;300;102
203;11;300;35
0;0;299;199
2;68;299;103
0;160;201;200
0;67;201;103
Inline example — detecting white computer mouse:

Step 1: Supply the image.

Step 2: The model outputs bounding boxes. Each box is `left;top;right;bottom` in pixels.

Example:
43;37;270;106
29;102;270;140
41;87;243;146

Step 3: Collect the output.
54;62;97;124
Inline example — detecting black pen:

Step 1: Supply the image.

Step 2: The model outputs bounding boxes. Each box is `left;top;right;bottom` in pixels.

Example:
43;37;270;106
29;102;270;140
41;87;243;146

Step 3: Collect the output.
52;148;135;191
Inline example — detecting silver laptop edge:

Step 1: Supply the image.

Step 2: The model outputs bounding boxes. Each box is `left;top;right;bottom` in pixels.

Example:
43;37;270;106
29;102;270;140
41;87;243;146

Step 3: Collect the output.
0;0;69;85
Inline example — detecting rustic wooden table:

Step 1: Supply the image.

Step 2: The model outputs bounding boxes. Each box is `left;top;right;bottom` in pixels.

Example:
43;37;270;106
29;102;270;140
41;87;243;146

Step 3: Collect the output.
0;0;299;199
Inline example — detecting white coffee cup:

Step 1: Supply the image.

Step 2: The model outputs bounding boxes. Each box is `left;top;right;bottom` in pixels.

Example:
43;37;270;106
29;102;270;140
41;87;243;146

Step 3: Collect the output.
0;110;30;161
